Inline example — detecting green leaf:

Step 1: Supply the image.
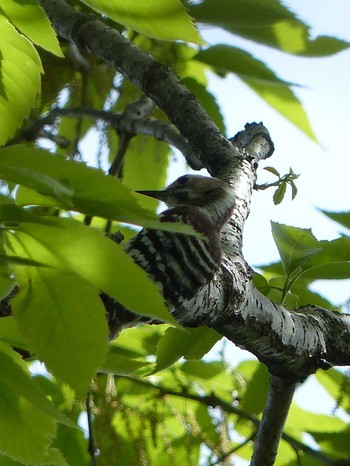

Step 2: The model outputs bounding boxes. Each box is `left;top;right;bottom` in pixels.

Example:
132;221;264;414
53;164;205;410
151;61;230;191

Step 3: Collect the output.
11;268;108;398
6;217;172;323
0;346;68;465
290;180;298;200
110;325;164;357
121;133;170;213
0;16;42;145
316;369;350;413
0;317;27;350
321;210;350;231
100;345;153;375
189;0;349;56
0;203;54;225
287;404;346;433
195;45;316;141
1;0;62;56
271;222;321;274
273;182;286;205
241;364;269;415
300;238;350;281
80;0;205;44
0;254;50;268
264;166;280;177
0;343;74;426
0;145;195;234
154;327;221;373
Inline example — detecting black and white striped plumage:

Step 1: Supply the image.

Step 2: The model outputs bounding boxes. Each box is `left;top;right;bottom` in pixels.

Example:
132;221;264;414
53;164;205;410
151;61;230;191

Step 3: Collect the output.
106;175;235;337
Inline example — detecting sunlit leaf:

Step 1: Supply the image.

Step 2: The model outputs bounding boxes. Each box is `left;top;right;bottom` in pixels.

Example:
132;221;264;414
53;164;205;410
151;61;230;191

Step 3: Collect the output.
80;0;205;44
6;217;172;323
11;268;108;398
316;369;350;413
0;145;196;234
0;16;41;145
153;327;220;372
100;345;153;375
1;0;62;55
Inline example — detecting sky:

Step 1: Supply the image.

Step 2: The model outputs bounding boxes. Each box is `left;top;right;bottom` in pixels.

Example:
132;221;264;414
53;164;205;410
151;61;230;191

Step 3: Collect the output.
193;0;350;429
177;0;350;306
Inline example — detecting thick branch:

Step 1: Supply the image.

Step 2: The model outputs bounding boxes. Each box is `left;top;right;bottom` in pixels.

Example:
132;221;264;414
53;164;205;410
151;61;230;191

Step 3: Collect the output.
37;0;350;381
39;0;238;178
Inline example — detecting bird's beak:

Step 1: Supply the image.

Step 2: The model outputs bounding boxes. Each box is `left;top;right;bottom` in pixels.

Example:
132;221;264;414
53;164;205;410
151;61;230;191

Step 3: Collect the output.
136;189;168;202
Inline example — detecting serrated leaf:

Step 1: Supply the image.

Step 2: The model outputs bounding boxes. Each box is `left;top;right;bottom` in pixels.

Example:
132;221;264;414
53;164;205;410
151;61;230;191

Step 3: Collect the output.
271;222;321;274
0;16;42;145
273;182;286;205
153;327;220;373
195;45;317;141
11;268;108;398
6;217;172;323
80;0;205;44
189;0;349;56
1;0;62;56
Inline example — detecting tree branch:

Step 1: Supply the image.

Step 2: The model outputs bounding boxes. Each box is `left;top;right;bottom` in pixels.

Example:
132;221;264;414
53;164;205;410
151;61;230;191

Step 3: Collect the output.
21;106;202;169
39;0;237;178
250;375;297;466
117;375;339;466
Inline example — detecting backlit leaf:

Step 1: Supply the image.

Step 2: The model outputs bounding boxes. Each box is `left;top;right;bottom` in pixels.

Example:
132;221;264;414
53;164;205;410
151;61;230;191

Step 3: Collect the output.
1;0;62;56
0;16;41;145
189;0;349;56
6;217;172;323
11;268;108;398
195;45;316;141
80;0;205;44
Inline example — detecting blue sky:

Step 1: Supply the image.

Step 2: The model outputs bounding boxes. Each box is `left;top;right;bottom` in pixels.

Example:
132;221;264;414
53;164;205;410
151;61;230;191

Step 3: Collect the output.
193;0;350;305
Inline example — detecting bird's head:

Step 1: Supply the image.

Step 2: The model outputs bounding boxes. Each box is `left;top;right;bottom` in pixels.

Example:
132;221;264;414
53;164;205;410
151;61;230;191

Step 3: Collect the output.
137;175;235;226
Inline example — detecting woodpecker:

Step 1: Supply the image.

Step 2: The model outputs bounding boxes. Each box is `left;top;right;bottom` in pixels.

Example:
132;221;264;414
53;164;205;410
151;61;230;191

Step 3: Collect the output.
105;174;235;338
